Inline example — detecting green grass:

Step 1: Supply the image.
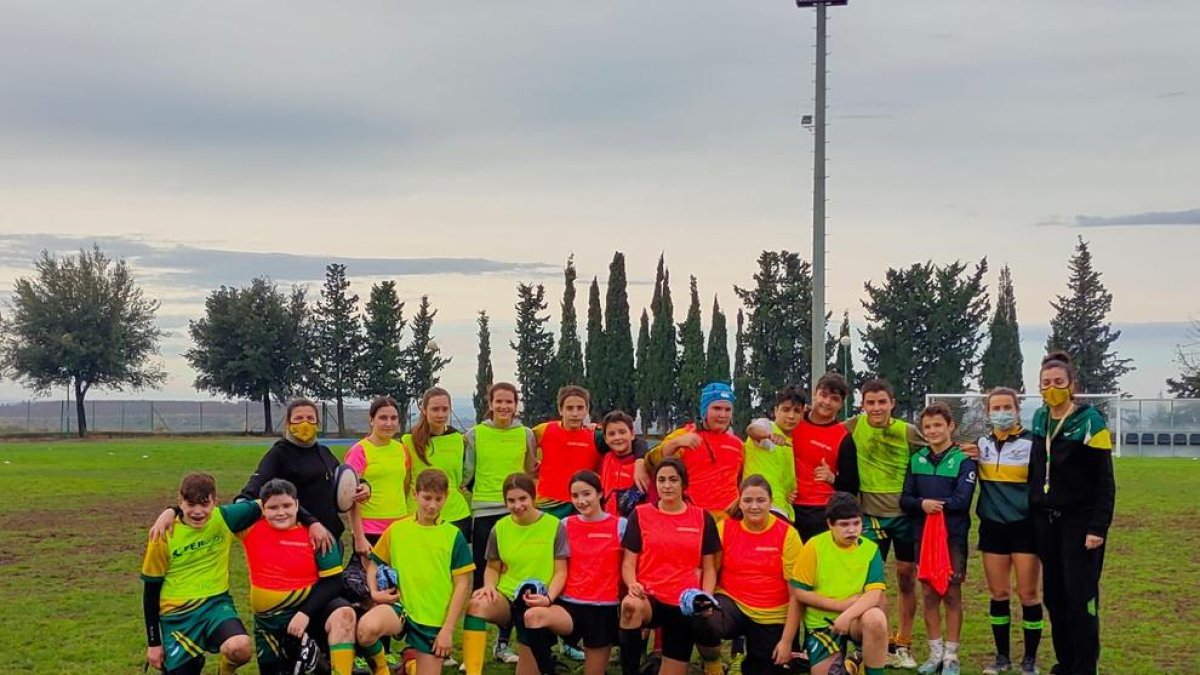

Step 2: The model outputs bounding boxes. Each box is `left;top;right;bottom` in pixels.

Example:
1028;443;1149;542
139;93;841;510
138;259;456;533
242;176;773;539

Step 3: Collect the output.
0;438;1196;673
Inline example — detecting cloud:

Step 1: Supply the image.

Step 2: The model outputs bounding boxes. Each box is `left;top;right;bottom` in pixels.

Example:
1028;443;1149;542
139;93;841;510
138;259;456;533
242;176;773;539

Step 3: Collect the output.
1071;208;1200;228
0;233;555;290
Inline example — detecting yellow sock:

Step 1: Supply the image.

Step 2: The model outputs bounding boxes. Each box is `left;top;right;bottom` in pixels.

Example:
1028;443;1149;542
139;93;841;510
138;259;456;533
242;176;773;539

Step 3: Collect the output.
463;629;488;675
329;643;354;675
218;653;239;675
703;658;725;675
371;653;390;675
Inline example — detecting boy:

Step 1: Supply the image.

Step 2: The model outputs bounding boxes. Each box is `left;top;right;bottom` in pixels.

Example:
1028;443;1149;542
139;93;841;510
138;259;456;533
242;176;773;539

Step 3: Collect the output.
533;385;601;519
141;473;258;675
241;478;356;675
899;405;977;675
743;385;805;521
791;373;860;540
789;492;890;675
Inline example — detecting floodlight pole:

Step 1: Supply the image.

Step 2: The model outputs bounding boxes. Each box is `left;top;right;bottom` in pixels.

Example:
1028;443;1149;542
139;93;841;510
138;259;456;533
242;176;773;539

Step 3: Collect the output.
810;1;829;391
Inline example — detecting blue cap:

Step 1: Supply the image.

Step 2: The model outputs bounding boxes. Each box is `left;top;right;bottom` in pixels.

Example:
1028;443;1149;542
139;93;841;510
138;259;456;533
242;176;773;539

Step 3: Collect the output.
698;382;735;420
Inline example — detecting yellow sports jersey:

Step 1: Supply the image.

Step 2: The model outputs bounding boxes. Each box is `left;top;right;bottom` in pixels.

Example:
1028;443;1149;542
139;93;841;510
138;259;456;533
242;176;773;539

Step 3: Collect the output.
141;502;261;614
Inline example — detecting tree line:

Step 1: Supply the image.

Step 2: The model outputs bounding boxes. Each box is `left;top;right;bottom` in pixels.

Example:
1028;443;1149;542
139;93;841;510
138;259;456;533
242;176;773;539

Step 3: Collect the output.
0;238;1147;437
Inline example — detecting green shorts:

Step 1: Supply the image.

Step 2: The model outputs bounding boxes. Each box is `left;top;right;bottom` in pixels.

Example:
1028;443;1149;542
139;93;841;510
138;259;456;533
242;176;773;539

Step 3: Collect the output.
862;514;915;563
804;627;846;667
253;597;353;669
159;593;244;672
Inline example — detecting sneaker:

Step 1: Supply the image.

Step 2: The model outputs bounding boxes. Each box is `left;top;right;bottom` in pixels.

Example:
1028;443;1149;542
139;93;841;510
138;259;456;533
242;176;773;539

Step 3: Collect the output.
941;657;960;675
387;652;401;667
443;656;459;668
561;643;585;662
982;654;1012;674
728;651;745;675
352;656;371;675
916;653;942;675
891;646;918;670
1019;656;1040;675
493;641;520;664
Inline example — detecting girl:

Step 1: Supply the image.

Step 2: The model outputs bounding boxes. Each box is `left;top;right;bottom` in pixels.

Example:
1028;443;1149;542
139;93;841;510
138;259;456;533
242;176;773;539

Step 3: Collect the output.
1028;351;1115;675
694;476;803;675
900;404;978;675
648;382;744;518
463;383;538;663
976;388;1042;675
358;469;475;675
345;396;409;555
524;470;626;675
403;388;472;539
462;472;568;675
619;458;721;675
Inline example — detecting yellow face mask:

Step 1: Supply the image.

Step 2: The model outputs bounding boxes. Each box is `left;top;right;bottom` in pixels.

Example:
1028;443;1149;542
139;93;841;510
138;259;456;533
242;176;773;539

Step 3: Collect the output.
288;421;318;444
1041;386;1071;408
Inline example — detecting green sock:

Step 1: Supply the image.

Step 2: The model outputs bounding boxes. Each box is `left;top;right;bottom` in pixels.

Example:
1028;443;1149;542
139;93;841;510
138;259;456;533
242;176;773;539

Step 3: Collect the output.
866;668;885;675
464;615;488;631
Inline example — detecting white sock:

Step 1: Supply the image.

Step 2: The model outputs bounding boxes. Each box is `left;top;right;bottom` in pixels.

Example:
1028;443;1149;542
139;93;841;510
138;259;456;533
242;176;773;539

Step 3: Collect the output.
944;641;959;660
928;638;944;661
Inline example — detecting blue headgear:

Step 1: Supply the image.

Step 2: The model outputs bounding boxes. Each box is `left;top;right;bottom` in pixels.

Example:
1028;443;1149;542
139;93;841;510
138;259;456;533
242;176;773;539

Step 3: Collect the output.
698;382;735;421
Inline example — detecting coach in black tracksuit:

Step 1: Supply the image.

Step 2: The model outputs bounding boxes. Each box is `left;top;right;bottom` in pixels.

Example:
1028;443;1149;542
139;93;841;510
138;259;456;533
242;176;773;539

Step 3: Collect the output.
1029;353;1116;675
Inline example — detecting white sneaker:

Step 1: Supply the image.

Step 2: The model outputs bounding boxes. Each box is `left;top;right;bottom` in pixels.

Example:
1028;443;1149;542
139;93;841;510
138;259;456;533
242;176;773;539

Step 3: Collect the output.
891;646;918;670
493;642;520;664
916;652;942;675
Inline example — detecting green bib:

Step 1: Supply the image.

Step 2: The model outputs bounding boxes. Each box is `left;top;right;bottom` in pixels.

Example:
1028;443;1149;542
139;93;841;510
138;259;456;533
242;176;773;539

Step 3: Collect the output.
360;438;409;520
494;514;559;599
852;416;913;494
405;431;471;523
742;423;796;519
472;425;528;503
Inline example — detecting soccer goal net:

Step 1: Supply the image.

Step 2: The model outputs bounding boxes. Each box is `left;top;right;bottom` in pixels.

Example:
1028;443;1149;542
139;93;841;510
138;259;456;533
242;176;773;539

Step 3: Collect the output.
923;392;1124;457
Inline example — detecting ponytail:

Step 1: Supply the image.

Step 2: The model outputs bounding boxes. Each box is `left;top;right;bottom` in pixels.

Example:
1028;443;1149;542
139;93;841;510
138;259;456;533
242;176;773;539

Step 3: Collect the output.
411;387;451;464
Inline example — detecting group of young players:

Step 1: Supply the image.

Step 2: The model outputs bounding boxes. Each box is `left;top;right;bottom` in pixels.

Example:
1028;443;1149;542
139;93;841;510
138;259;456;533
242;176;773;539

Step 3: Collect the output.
141;350;1114;675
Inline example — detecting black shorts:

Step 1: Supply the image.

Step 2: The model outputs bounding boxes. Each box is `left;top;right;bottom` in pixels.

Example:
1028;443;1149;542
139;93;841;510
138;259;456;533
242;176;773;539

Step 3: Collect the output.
559;600;619;649
977;518;1036;555
792;505;829;542
646;596;696;662
696;594;785;675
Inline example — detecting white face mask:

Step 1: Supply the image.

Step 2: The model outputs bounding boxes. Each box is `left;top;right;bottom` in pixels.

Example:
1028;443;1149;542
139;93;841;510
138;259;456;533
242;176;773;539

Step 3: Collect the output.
989;410;1017;431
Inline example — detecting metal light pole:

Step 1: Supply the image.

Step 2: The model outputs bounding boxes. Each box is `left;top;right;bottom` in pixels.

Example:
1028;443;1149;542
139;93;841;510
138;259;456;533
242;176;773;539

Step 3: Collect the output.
797;0;846;391
839;333;852;418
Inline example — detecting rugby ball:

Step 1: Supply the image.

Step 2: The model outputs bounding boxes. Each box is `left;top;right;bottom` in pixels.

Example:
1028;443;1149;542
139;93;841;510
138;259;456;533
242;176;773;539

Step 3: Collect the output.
334;464;358;513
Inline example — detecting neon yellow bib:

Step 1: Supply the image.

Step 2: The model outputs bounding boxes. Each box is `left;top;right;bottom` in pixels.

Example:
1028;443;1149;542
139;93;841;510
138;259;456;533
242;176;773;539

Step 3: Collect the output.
404;431;471;523
742;423;796;519
852;416;912;494
472;425;528;503
494;513;560;599
160;508;234;607
802;532;881;631
360;438;408;520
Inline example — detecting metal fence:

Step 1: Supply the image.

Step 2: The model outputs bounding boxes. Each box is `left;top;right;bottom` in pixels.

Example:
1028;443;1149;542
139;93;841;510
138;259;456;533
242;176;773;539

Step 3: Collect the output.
0;399;387;436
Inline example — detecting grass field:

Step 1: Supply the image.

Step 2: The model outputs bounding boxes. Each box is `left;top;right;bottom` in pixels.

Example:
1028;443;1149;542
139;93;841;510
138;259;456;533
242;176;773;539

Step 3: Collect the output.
1;437;1196;674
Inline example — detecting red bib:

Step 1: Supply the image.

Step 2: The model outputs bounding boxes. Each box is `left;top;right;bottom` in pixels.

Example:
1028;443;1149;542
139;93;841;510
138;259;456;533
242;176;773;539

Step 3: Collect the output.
718;517;792;609
633;503;706;605
563;515;623;603
538;422;601;502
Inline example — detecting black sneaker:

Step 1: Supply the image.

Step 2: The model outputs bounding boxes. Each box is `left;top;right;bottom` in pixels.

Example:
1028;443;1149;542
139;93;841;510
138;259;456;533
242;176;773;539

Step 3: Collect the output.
982;654;1012;674
1020;655;1040;675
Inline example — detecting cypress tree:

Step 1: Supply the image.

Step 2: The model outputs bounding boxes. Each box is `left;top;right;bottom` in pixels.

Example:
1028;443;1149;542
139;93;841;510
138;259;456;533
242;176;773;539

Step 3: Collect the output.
553;255;585;390
635;309;652;433
473;310;493;423
678;276;707;421
732;309;752;433
403;295;451;418
311;263;361;435
356;280;407;408
706;295;730;384
648;255;678;432
1046;237;1134;394
584;276;607;406
979;265;1025;391
511;283;557;423
602;252;636;415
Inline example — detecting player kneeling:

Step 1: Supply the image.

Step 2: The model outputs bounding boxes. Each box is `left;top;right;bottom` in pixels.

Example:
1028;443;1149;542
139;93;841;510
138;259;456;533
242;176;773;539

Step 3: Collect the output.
243;479;357;675
790;493;889;675
358;469;475;675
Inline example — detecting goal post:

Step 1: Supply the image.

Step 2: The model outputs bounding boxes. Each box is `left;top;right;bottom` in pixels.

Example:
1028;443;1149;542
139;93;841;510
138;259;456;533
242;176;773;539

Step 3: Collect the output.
923;392;1124;458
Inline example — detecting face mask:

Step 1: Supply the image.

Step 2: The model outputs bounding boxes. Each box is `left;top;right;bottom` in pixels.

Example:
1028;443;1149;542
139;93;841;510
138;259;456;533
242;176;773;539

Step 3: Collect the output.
288;421;318;444
1041;386;1071;408
989;410;1017;431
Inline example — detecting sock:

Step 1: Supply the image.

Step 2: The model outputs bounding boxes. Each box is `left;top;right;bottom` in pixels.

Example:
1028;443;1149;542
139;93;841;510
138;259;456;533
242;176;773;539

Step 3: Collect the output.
218;653;238;675
363;640;390;675
927;638;944;662
944;641;959;660
866;668;886;675
893;632;911;650
619;628;646;675
330;642;354;675
990;598;1012;658
701;650;724;675
462;619;488;675
1022;603;1044;660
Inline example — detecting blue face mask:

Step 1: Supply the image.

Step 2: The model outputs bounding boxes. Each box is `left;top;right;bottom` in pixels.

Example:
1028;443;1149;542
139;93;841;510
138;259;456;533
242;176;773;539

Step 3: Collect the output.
990;410;1017;431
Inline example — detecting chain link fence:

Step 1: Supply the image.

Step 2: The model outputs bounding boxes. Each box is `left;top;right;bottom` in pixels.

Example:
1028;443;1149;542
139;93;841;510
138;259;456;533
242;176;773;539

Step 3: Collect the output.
0;399;383;436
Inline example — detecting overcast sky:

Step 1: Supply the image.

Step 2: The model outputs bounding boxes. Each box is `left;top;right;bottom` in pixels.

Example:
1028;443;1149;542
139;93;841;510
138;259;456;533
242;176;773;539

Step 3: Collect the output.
1;0;1196;403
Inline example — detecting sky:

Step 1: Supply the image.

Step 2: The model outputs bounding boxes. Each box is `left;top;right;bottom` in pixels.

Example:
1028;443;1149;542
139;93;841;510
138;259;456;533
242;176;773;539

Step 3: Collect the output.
1;0;1197;403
